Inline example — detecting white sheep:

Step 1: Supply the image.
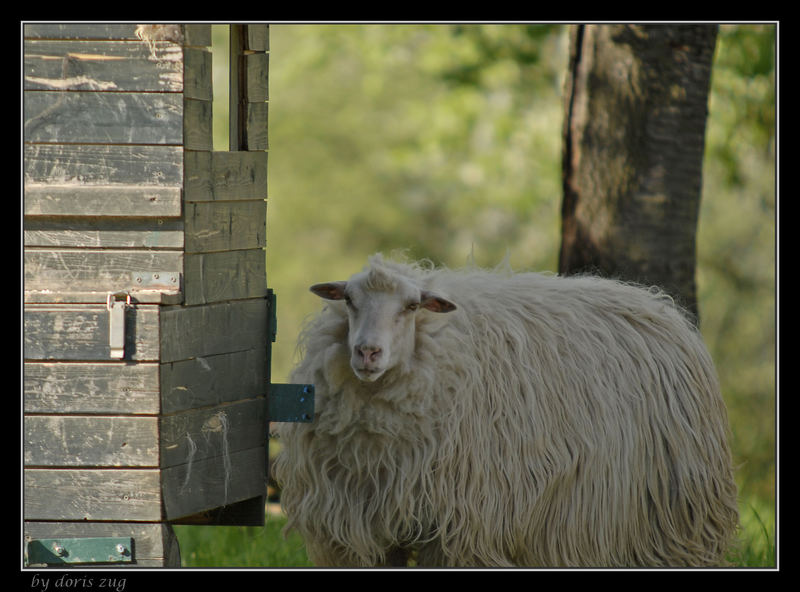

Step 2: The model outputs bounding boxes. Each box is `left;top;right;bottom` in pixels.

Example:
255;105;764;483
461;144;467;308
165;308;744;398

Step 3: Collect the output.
272;254;739;567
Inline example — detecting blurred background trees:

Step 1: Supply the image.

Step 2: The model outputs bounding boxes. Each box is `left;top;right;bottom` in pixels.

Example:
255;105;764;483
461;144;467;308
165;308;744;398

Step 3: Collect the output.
265;24;570;372
212;23;774;562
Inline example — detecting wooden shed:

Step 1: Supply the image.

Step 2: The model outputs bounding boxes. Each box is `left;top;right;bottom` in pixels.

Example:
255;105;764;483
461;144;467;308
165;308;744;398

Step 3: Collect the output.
23;23;311;567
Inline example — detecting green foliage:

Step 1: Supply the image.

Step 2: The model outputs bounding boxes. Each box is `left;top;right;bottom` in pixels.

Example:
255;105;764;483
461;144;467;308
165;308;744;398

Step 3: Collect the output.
698;24;776;505
268;24;568;383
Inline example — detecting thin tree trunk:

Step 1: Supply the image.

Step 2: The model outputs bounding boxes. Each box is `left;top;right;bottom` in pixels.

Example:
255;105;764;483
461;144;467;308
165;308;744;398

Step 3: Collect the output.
559;24;718;322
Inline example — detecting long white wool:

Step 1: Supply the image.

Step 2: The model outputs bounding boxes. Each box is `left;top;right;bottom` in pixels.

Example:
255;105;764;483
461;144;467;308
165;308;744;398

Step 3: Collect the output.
273;255;739;567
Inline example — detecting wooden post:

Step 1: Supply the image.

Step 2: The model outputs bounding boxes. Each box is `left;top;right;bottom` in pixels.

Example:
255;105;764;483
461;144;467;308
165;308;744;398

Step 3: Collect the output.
229;24;269;152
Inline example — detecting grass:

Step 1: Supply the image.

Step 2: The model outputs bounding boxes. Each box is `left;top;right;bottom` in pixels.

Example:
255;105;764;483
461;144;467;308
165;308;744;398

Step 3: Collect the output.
174;499;775;568
726;497;777;568
173;510;312;568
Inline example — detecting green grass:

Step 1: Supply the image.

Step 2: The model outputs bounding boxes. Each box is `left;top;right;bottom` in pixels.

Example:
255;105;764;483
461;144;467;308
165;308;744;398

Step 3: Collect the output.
173;512;312;568
726;497;777;568
174;500;775;568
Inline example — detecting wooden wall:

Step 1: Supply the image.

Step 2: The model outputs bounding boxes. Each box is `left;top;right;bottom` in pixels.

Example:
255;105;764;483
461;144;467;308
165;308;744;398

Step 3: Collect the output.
23;23;272;567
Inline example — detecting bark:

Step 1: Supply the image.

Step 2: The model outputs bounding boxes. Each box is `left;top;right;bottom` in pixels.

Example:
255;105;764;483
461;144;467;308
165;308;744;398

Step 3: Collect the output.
559;24;718;321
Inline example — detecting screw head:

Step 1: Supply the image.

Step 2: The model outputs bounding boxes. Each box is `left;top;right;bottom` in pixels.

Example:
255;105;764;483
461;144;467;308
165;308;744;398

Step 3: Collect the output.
53;543;66;556
116;543;128;555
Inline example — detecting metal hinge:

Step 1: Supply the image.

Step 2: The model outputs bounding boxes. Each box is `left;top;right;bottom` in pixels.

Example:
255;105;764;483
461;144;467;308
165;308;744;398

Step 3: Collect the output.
268;289;278;343
132;270;181;291
25;537;134;566
268;383;314;423
265;289;313;422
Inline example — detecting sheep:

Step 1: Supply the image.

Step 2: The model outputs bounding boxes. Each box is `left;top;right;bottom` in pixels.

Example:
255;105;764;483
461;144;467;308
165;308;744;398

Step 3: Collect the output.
272;253;739;567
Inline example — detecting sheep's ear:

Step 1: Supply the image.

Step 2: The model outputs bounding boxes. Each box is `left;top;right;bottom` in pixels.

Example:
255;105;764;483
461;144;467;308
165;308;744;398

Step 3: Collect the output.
421;290;457;313
310;281;347;301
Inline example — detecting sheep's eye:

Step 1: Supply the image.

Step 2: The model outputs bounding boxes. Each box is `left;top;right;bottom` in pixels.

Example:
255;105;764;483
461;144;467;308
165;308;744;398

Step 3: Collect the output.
344;295;356;310
406;302;420;312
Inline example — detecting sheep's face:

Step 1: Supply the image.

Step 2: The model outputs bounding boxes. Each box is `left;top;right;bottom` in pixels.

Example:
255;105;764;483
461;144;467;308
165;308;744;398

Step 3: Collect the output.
311;269;456;382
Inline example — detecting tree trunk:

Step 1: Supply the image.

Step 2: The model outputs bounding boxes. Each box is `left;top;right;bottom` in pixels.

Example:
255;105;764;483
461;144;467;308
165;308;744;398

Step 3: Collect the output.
559;24;718;322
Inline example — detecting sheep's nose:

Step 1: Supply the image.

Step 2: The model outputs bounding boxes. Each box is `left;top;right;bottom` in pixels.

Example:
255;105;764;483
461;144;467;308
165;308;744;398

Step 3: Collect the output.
355;345;382;364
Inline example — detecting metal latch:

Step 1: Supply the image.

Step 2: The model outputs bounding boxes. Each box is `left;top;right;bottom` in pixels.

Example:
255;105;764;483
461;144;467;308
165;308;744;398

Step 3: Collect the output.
107;291;131;359
25;537;134;566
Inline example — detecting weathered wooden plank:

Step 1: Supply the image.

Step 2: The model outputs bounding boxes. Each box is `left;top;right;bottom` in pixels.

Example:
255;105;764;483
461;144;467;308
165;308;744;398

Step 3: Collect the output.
184;249;266;305
244;102;268;150
161;446;266;521
24;304;161;361
160;398;267;468
245;52;268;102
183;151;213;200
24;144;183;187
24;185;182;217
184;150;268;202
184;47;212;100
24;522;180;567
24;249;183;294
24;362;160;414
185;200;266;253
24;468;162;521
24;217;184;249
23;40;183;92
184;98;212;150
23;23;208;52
24;24;143;40
24;290;181;305
159;298;268;363
161;348;267;413
245;25;269;52
171;494;266;526
25;416;160;467
24;91;183;145
184;24;211;48
211;150;268;199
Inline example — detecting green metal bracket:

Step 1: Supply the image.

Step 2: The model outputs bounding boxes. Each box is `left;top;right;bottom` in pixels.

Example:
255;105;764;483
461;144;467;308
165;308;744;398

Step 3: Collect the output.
25;537;133;566
268;289;278;343
265;289;314;424
268;383;314;423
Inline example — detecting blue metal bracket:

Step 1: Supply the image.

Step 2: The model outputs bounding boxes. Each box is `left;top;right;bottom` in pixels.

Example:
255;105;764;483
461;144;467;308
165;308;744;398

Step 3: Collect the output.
268;383;314;423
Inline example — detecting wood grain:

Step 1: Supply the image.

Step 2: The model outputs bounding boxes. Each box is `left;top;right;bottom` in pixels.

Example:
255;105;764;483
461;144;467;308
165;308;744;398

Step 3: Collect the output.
24;468;162;521
24;362;160;414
